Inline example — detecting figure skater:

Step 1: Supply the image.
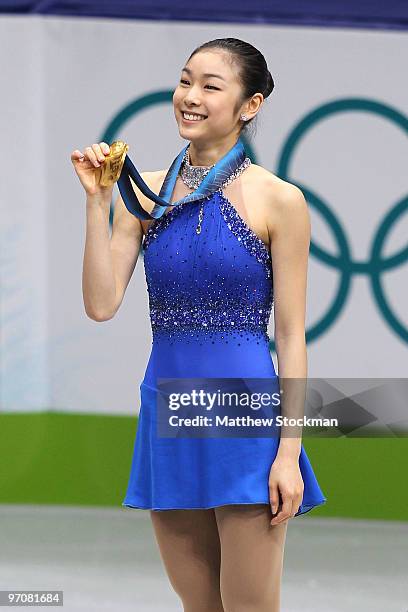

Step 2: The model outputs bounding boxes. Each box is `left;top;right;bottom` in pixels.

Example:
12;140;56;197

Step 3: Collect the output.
71;37;326;612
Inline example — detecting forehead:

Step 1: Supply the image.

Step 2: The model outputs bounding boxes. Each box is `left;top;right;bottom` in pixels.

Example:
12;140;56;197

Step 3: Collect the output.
182;51;234;80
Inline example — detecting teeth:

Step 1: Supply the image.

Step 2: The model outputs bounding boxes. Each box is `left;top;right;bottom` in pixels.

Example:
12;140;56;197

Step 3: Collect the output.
183;112;206;121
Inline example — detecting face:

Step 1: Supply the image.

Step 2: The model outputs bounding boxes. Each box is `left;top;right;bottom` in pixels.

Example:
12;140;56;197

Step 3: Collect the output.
173;50;247;143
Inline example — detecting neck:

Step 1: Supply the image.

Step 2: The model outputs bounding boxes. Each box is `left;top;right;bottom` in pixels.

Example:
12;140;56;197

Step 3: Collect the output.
187;135;240;167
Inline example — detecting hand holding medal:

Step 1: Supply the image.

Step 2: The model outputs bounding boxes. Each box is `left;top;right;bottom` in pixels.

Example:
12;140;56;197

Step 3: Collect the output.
70;140;129;197
96;141;129;187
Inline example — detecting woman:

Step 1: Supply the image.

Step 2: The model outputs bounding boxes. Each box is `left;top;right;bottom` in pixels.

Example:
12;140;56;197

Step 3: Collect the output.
72;37;326;612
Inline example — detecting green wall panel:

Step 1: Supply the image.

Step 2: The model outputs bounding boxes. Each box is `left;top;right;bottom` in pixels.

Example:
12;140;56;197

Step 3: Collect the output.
0;413;406;521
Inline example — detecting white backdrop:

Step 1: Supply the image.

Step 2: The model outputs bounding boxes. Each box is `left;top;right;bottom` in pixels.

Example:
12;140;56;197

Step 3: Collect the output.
0;15;407;414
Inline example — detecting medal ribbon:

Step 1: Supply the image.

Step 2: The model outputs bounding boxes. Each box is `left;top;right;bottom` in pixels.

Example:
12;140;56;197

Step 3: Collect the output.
116;137;247;220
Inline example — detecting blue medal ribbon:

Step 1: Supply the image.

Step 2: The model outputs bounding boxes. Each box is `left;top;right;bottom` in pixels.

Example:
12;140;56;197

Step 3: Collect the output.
117;137;247;221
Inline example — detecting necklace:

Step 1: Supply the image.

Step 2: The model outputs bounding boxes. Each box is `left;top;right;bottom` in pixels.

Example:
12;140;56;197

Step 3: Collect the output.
179;147;252;234
179;148;215;190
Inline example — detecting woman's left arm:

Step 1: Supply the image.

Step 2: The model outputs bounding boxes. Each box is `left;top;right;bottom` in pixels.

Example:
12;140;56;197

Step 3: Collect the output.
267;180;311;525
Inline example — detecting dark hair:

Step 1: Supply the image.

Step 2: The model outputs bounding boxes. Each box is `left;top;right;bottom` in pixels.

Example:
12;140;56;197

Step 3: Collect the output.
187;37;275;138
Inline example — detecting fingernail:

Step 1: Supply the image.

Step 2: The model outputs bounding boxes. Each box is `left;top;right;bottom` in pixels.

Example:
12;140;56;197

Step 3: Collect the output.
94;161;100;167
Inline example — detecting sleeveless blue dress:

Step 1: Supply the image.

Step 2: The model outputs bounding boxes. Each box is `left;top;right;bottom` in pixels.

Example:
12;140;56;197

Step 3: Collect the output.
122;188;327;515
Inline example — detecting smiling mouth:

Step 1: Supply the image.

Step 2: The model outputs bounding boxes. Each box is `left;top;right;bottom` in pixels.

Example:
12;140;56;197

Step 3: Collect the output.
181;111;208;121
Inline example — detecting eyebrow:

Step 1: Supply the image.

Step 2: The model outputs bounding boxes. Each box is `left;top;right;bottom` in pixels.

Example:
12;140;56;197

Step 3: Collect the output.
181;67;226;82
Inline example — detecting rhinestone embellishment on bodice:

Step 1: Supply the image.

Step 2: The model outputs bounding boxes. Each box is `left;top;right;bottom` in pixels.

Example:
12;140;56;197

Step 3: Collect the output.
141;187;274;344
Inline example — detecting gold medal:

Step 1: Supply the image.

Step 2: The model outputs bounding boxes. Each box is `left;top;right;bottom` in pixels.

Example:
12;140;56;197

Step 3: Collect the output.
97;140;129;187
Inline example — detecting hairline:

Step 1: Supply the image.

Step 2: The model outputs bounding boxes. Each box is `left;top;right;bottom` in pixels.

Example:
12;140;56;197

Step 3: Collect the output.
181;66;227;83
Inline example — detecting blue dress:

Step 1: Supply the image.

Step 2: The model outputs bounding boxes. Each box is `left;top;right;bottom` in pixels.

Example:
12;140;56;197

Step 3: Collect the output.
122;188;327;515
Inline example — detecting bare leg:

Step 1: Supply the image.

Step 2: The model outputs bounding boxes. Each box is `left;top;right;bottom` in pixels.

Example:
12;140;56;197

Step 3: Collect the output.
149;508;225;612
215;504;288;612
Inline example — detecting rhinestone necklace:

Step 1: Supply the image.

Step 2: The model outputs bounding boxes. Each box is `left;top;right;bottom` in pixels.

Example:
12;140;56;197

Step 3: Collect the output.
179;147;252;234
179;148;215;190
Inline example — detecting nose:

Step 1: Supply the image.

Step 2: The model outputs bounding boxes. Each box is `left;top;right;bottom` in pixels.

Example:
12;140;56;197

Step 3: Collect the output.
183;84;202;107
184;98;201;109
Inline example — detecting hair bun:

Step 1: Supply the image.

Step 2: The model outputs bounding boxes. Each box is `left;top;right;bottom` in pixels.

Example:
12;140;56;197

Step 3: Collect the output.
264;71;275;99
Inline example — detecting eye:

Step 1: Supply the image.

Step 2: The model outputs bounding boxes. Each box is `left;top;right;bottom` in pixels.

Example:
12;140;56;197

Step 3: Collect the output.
179;79;219;91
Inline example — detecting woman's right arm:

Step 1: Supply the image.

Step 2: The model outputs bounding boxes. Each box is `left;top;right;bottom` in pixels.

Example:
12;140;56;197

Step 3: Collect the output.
71;141;154;322
83;190;143;321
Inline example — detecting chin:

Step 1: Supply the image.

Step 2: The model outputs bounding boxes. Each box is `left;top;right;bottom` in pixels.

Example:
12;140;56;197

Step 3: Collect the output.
178;125;208;141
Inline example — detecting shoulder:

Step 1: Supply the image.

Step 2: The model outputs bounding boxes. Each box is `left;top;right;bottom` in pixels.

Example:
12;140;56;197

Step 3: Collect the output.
247;164;309;237
122;169;170;234
145;168;169;182
115;169;168;227
127;168;169;215
249;164;307;208
250;165;308;212
131;168;169;191
144;168;169;187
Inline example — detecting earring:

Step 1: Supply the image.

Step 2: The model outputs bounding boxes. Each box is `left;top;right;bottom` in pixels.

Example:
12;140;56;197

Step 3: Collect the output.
240;114;248;121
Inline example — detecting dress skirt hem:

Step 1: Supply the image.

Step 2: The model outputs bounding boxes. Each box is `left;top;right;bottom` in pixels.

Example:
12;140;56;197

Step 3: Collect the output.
122;497;327;516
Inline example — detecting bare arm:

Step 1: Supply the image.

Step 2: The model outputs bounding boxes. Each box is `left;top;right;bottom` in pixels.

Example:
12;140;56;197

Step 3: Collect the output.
270;182;311;460
82;172;158;321
268;181;311;524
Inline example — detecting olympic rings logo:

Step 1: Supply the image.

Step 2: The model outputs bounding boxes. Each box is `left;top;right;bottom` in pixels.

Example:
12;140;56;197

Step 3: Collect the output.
101;94;408;347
